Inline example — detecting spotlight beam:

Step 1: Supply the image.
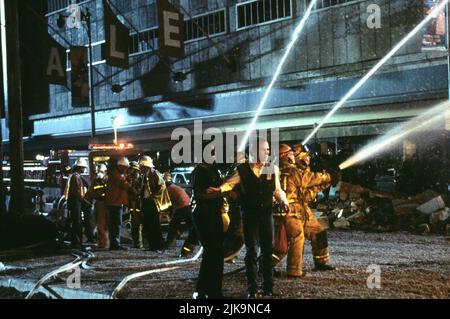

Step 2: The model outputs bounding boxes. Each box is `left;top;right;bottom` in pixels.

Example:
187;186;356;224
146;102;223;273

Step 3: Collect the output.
238;0;319;152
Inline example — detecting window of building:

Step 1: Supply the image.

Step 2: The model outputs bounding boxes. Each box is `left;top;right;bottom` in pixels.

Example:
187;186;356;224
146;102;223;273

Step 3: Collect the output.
47;0;87;15
236;0;292;30
184;9;227;42
422;0;446;49
314;0;357;10
47;0;69;13
129;28;159;55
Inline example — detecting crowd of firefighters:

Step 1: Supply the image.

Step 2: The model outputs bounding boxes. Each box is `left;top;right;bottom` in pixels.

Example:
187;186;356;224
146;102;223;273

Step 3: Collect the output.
63;155;194;252
63;139;340;299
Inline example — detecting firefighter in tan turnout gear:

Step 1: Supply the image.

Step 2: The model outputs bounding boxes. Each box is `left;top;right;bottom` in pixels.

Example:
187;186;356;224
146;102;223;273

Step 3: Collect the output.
128;161;143;249
292;144;335;271
273;144;308;277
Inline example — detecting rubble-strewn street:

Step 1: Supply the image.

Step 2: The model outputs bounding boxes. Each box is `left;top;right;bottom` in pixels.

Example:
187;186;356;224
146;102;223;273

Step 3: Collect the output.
2;0;450;303
1;230;449;299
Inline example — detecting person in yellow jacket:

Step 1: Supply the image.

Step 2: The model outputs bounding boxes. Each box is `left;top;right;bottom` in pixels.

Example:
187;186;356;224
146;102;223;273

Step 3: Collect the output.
292;144;335;271
128;161;143;249
273;144;308;277
85;164;109;249
64;158;88;249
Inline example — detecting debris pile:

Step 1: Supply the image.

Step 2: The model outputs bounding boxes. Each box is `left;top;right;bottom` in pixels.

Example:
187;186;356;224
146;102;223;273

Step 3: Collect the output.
314;182;450;236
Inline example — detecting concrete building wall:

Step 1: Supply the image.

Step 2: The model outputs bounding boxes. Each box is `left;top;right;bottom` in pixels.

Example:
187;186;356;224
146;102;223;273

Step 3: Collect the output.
29;0;447;144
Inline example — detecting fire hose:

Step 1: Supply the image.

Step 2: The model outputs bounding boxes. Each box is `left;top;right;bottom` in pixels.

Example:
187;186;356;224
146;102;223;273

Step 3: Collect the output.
25;250;95;299
111;247;203;299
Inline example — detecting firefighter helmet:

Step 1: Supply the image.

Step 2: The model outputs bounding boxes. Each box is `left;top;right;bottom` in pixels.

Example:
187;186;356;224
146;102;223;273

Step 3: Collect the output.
279;144;293;158
293;144;311;167
75;158;88;168
97;163;107;173
129;161;140;171
117;157;130;167
139;155;155;168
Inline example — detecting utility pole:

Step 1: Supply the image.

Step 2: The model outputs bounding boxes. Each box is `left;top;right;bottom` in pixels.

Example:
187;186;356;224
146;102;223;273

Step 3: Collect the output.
447;3;449;101
55;5;96;138
446;3;450;185
84;9;96;139
4;0;25;215
0;0;5;215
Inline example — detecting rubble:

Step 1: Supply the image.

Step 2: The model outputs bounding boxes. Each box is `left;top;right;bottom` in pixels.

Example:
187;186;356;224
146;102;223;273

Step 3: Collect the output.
429;209;449;225
313;183;449;236
313;210;330;230
415;224;431;235
333;219;350;229
416;196;446;215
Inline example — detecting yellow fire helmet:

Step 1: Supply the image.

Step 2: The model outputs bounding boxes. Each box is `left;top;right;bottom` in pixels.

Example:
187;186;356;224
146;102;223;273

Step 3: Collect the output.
139;155;155;168
292;144;311;167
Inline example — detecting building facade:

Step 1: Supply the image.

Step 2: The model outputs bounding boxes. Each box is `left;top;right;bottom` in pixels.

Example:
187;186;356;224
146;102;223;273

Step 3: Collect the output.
13;0;450;162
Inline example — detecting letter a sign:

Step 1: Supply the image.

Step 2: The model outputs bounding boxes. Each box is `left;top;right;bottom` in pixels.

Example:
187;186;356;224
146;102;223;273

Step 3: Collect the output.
157;0;184;59
104;0;129;69
46;35;67;85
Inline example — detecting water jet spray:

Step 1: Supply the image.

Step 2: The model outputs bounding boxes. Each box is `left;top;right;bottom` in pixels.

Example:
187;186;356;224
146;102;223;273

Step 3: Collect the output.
302;0;450;145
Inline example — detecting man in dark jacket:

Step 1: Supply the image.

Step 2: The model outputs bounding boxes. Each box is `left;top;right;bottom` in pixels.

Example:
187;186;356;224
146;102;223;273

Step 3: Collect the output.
192;149;225;299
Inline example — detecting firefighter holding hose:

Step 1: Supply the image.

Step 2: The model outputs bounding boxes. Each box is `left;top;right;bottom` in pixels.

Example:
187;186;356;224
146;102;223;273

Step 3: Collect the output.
292;144;336;271
273;144;308;277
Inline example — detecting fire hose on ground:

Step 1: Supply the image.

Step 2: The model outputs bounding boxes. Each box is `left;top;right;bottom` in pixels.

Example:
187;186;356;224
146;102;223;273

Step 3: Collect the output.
111;247;203;299
25;250;95;299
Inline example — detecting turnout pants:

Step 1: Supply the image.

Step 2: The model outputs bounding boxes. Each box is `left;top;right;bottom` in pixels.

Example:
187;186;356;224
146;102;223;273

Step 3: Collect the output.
166;205;193;247
129;200;143;249
68;200;82;247
142;198;164;251
95;200;109;248
273;205;330;274
304;209;330;265
107;205;123;249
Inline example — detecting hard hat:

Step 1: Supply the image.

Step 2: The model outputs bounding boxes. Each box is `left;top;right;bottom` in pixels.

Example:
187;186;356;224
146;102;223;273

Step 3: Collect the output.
63;165;72;174
97;164;107;173
117;157;130;167
292;144;309;156
292;144;310;167
75;158;88;168
279;144;293;158
139;156;154;168
163;172;172;182
130;161;140;171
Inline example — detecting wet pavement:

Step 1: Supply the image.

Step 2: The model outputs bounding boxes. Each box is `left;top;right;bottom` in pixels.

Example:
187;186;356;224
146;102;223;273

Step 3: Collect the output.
0;230;449;299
